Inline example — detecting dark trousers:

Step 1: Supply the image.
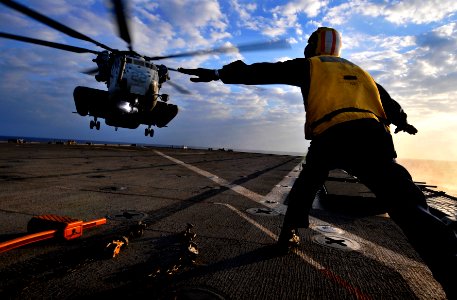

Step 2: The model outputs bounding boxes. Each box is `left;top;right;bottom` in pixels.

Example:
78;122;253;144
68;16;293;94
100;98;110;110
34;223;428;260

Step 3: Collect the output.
282;119;457;298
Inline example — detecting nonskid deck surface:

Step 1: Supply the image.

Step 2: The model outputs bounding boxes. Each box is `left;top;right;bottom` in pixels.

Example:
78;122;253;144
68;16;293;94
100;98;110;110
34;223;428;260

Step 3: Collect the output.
0;143;453;299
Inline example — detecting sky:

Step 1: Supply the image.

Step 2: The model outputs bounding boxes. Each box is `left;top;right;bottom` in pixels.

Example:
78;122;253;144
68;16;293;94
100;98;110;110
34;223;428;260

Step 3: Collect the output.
0;0;457;161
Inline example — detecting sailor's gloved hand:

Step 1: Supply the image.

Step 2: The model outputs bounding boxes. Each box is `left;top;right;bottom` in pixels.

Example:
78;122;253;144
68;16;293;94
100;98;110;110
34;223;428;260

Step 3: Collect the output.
178;68;219;82
394;123;418;135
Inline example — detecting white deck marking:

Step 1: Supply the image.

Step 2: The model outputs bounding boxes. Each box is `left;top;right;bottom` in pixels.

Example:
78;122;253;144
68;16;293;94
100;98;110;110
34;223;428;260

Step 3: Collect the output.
261;163;301;214
154;149;434;294
215;202;324;270
154;150;265;202
154;149;301;214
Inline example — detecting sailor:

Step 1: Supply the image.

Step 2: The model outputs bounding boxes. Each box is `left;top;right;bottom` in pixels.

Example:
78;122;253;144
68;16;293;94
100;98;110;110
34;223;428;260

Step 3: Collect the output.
178;27;456;299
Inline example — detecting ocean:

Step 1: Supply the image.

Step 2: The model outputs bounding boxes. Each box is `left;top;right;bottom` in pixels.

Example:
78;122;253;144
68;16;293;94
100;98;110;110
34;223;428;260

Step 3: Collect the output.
398;158;457;197
1;135;455;197
0;135;148;147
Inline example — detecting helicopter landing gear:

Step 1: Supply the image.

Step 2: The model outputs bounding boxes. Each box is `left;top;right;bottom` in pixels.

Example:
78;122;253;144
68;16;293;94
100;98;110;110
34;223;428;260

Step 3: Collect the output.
145;126;154;137
90;117;100;130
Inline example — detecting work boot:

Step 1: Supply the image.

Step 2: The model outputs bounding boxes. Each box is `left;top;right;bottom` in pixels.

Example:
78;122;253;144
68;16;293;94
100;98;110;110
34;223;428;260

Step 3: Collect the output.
276;227;300;255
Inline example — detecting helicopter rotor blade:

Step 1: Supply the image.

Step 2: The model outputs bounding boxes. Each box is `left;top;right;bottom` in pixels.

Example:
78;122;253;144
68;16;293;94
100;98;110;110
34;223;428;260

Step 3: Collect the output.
111;0;133;51
145;39;290;61
0;32;101;54
0;0;114;52
81;67;99;75
166;80;192;95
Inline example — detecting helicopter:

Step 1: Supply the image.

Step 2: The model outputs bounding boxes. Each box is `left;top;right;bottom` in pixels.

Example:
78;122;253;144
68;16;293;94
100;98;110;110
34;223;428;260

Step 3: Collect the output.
0;0;289;137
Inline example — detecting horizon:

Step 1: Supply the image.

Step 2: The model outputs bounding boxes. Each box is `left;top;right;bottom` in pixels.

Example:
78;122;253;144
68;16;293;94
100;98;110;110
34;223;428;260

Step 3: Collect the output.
3;134;457;163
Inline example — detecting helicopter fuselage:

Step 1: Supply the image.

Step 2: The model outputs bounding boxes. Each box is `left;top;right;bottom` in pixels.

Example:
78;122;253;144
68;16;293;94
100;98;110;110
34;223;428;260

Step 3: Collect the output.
74;52;177;137
73;51;178;136
95;53;161;111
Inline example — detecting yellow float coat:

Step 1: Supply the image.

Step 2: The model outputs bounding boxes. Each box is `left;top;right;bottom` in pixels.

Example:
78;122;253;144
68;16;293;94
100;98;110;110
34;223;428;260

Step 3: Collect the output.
305;56;388;139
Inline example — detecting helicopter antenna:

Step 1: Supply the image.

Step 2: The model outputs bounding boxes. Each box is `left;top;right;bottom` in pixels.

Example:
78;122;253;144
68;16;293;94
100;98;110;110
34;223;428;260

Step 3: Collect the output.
0;0;115;52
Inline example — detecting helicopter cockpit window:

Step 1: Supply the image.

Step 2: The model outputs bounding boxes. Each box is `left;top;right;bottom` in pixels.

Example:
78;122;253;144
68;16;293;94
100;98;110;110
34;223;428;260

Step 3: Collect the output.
126;58;133;64
133;60;144;66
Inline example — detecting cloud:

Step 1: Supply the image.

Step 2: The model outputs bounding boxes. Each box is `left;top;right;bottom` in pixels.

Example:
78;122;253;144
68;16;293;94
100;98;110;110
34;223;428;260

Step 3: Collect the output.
342;32;416;84
264;0;328;37
318;21;457;161
322;1;365;26
229;0;328;38
382;0;457;25
324;0;457;26
342;22;457;91
154;0;230;47
156;70;308;153
396;23;457;100
230;0;256;22
271;0;328;19
228;0;269;34
1;0;455;161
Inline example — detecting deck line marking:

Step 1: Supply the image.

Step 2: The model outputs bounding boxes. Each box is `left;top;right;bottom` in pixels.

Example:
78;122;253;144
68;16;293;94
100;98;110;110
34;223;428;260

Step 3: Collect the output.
261;163;302;214
154;150;264;202
155;150;422;262
154;150;429;293
216;203;371;300
214;203;321;268
215;202;277;240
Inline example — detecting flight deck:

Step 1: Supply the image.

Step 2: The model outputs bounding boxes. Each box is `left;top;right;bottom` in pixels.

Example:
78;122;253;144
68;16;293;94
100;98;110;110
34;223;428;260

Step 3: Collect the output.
0;142;455;299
